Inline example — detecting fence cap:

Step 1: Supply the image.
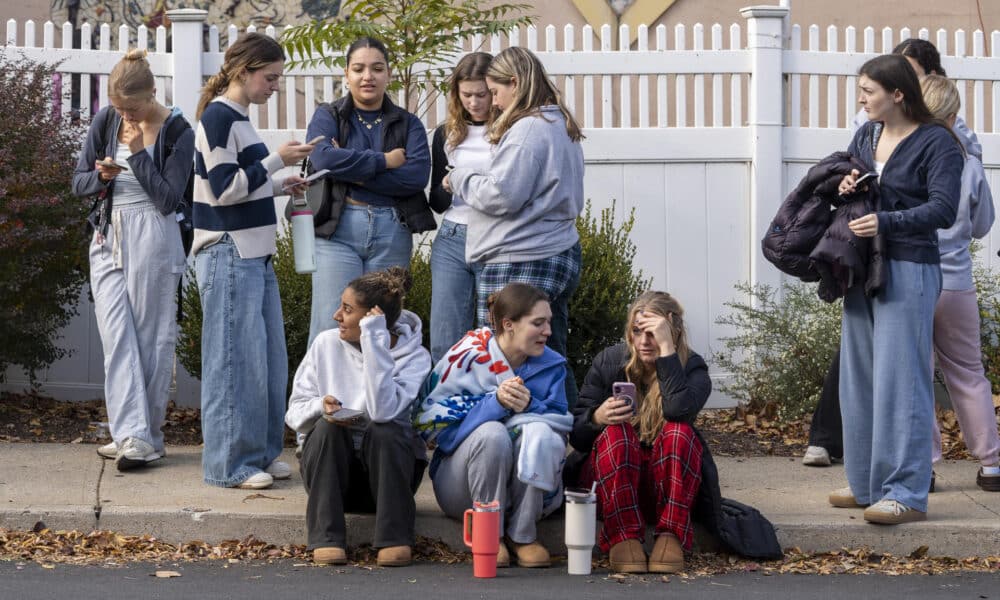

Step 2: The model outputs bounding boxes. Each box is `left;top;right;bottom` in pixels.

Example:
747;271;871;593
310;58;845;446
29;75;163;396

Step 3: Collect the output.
739;6;790;19
165;8;208;22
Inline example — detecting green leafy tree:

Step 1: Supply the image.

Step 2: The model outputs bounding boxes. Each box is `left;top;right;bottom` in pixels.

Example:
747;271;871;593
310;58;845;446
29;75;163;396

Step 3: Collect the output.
281;0;533;115
0;54;89;384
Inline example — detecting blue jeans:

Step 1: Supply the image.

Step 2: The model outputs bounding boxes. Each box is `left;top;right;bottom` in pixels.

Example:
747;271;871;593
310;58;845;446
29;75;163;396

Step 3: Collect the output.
430;220;481;363
309;204;413;344
839;259;939;511
195;235;287;487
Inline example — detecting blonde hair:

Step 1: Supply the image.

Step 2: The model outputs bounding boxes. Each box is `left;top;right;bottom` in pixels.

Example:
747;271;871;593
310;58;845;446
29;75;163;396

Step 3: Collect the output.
196;32;284;119
920;74;960;120
623;291;691;445
108;48;154;100
486;47;583;144
445;52;493;150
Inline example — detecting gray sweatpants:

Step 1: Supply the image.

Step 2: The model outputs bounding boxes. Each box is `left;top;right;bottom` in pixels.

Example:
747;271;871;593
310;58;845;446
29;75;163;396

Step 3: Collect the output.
432;421;549;543
89;203;184;452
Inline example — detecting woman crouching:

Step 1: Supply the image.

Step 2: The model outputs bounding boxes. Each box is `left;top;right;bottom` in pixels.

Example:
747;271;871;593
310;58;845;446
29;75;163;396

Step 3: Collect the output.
286;267;431;567
568;291;711;574
413;283;572;568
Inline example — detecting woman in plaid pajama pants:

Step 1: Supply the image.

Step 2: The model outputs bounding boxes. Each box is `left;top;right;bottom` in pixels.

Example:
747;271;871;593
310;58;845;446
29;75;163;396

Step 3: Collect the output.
568;291;713;574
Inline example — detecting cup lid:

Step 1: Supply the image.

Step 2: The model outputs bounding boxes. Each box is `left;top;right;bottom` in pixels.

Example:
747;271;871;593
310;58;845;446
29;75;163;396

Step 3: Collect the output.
473;500;501;512
564;487;597;503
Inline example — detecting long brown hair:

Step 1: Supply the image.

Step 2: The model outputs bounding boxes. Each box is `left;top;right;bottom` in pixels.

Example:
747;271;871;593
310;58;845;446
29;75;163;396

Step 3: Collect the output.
108;49;154;99
623;291;691;444
196;32;284;119
445;52;493;150
485;46;583;144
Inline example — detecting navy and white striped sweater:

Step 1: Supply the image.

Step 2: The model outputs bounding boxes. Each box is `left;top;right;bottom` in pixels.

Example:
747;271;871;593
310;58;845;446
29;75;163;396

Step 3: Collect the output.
192;97;284;259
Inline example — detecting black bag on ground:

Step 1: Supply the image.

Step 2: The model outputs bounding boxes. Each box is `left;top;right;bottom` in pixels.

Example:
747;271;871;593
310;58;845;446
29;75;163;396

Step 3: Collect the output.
715;497;783;560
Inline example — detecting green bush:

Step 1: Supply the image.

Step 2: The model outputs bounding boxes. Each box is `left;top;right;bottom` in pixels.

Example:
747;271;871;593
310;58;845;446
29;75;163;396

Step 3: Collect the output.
712;282;842;420
0;54;89;384
567;201;651;385
972;243;1000;394
178;203;650;392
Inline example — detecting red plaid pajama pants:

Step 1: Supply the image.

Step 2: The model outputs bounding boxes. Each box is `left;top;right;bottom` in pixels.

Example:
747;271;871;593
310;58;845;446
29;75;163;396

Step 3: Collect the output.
580;422;703;552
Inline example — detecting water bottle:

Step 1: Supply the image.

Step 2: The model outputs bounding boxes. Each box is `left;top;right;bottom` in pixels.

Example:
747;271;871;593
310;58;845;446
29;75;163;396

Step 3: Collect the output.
290;197;316;274
564;487;597;575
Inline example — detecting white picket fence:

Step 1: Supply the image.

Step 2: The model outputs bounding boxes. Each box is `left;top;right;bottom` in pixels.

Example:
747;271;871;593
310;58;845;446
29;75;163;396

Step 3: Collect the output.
4;6;1000;407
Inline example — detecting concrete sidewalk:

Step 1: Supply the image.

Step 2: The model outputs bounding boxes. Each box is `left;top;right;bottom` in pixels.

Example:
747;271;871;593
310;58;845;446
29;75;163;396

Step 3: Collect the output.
1;443;998;557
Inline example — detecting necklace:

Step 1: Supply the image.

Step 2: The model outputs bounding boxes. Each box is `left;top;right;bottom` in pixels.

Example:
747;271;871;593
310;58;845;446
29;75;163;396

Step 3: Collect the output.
356;111;383;130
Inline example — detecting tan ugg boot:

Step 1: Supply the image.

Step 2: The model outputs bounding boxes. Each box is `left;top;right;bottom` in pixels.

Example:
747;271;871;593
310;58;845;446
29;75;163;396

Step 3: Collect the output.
505;539;551;568
312;546;347;565
376;545;412;567
648;534;684;573
608;539;647;574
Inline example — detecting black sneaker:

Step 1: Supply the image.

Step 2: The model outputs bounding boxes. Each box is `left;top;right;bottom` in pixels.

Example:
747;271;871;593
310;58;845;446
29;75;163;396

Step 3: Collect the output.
977;468;1000;492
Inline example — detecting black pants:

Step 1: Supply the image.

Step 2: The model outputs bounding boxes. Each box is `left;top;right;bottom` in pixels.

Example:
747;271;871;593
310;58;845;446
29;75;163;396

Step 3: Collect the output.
807;349;844;458
300;418;425;550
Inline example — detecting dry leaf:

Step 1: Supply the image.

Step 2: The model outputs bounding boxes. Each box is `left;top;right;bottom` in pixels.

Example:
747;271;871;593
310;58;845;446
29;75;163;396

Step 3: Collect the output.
154;570;182;578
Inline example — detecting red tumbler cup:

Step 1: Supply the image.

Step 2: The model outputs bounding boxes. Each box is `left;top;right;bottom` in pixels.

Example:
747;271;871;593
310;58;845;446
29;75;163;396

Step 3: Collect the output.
463;500;501;578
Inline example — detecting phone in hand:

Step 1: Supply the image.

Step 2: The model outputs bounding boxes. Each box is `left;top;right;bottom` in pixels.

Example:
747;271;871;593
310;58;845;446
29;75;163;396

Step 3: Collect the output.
99;158;129;172
612;382;637;412
853;171;878;188
306;135;326;146
322;407;365;426
281;169;330;192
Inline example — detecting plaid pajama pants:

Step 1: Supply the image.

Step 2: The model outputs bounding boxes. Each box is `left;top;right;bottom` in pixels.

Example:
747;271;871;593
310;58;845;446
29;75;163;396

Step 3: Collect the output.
475;244;581;327
580;422;703;552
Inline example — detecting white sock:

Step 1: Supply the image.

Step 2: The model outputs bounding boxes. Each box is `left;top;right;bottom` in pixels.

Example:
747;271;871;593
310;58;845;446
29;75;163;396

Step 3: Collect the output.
982;464;1000;475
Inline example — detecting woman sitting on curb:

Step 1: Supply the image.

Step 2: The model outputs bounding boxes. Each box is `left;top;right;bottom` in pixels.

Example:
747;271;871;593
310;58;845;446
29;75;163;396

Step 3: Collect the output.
567;291;711;574
286;267;431;567
413;282;572;568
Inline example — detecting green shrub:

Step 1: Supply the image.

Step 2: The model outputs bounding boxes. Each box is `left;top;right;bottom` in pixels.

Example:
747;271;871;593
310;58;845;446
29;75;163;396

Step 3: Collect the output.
0;54;89;384
407;235;433;349
712;282;842;420
567;201;651;386
973;243;1000;394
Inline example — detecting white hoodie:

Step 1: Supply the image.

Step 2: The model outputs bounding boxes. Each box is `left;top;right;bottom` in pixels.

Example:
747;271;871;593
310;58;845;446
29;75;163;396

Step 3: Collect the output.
285;310;431;438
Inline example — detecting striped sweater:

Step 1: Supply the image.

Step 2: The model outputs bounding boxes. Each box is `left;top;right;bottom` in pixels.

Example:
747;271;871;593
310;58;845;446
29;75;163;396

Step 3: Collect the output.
192;97;284;259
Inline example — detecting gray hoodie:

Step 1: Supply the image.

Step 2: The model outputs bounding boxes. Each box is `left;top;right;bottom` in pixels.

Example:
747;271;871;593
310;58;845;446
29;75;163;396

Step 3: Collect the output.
450;106;584;264
937;147;995;290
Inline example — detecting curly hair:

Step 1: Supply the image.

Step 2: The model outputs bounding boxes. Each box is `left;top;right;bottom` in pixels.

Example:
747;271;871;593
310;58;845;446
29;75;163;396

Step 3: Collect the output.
347;267;412;328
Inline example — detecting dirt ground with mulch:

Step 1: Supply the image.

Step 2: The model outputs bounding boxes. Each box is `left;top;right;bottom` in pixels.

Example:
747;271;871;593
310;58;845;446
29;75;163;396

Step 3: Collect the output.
0;391;980;460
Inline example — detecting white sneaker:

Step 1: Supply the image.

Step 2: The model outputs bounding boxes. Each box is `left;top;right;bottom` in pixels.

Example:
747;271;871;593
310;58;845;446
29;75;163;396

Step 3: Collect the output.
97;441;118;459
802;446;832;467
265;459;292;480
115;437;161;471
236;472;274;489
863;499;927;525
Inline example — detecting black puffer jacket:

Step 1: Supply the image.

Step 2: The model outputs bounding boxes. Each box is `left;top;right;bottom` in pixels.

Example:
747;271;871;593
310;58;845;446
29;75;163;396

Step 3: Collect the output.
762;151;884;302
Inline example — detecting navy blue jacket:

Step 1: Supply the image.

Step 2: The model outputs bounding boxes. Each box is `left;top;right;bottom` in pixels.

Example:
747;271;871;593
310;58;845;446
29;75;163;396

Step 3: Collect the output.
847;121;964;264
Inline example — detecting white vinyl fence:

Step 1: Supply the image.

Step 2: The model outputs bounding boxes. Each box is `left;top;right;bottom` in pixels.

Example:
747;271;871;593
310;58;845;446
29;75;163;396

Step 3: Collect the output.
4;5;1000;407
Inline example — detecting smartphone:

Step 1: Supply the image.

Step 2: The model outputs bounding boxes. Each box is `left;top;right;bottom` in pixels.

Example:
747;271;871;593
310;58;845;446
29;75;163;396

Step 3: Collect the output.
281;169;330;192
306;135;326;145
99;158;129;172
322;407;365;425
853;171;878;188
612;382;637;409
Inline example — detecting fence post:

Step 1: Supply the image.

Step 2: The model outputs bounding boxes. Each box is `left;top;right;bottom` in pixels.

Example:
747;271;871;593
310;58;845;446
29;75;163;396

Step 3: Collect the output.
166;8;207;126
740;5;788;293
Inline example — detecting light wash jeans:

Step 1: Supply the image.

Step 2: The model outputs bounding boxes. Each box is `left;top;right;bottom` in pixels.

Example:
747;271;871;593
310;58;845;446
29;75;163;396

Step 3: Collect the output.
196;235;287;487
429;220;481;363
308;204;413;344
840;259;939;512
90;204;184;453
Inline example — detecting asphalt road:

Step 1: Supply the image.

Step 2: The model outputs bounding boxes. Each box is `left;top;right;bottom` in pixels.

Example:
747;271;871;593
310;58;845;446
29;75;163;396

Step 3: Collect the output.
2;561;999;600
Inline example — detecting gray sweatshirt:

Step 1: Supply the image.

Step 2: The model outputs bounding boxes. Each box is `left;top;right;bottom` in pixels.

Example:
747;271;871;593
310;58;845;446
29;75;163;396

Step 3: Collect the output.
938;150;995;290
449;106;584;264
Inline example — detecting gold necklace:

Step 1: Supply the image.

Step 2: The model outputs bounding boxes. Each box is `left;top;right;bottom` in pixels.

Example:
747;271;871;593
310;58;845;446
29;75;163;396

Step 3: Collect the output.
356;112;383;130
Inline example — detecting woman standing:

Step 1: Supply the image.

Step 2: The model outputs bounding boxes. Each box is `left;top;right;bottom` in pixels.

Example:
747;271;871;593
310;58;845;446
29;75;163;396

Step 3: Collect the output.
831;54;963;523
72;49;194;471
305;37;432;344
568;292;711;574
444;47;584;406
413;283;571;568
428;52;493;363
287;268;431;567
193;33;314;489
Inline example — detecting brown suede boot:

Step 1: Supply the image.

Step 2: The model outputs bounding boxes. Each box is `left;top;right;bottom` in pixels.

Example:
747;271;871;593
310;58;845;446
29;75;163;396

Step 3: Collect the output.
608;539;647;574
376;545;412;567
496;540;510;568
312;546;347;565
505;539;550;568
648;534;684;573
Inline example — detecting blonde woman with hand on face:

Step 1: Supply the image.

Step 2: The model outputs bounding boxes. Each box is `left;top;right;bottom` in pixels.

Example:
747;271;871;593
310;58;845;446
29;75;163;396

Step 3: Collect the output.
71;49;194;472
193;32;315;490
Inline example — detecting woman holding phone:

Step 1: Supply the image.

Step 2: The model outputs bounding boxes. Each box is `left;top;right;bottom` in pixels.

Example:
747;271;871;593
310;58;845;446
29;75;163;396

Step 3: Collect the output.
286;267;431;567
304;36;432;345
193;32;315;489
567;291;712;574
413;283;572;568
427;51;493;363
71;49;194;471
829;54;963;523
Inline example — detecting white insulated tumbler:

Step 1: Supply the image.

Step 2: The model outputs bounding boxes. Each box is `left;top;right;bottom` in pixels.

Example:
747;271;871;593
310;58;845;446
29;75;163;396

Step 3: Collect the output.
290;199;316;274
564;487;597;575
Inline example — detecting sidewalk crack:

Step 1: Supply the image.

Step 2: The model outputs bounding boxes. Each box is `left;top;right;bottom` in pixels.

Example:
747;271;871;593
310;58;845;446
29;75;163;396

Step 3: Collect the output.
958;488;1000;518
